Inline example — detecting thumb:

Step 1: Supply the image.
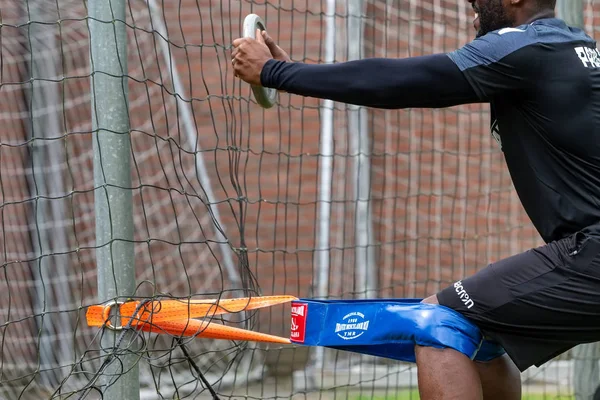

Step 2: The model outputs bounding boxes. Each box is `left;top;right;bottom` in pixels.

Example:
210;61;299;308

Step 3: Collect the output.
256;28;266;44
261;30;277;51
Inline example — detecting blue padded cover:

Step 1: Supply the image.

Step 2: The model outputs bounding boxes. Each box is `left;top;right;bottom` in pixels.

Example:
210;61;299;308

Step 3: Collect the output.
290;298;505;363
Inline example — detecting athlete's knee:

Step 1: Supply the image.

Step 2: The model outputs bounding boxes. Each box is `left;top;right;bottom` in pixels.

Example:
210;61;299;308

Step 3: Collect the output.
421;294;439;305
476;354;521;400
416;346;483;400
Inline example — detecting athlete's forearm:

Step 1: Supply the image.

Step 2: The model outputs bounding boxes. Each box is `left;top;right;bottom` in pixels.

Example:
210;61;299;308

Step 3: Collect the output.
260;54;480;109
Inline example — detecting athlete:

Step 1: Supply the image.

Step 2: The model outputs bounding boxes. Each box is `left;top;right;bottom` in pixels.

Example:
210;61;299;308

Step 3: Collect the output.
232;0;600;399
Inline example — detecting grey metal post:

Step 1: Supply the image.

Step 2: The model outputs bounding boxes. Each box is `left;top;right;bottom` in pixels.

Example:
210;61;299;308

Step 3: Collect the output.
23;1;55;385
556;0;584;29
25;0;74;387
89;0;139;398
573;343;600;400
556;4;594;399
347;0;376;299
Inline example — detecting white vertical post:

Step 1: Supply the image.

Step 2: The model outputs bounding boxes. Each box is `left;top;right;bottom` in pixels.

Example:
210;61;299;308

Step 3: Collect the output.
347;0;376;299
89;0;139;398
556;5;593;400
556;0;584;28
146;0;242;294
312;0;337;373
572;343;600;400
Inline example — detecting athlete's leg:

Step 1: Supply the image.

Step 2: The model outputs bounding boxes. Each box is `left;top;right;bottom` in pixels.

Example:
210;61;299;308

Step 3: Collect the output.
415;295;483;400
415;345;482;400
417;295;521;400
475;354;521;400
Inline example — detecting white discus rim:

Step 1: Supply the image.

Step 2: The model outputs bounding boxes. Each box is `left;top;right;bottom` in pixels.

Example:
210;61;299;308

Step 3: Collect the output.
243;14;277;109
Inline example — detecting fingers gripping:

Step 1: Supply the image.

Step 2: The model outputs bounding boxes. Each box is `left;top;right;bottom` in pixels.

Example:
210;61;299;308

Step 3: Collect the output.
256;28;266;44
261;30;279;55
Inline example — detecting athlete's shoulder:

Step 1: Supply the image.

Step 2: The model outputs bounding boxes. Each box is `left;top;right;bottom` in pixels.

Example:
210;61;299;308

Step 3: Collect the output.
448;18;595;71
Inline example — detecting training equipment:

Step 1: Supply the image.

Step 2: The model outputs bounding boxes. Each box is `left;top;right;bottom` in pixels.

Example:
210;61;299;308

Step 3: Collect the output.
86;295;505;363
243;14;278;108
86;296;295;343
290;298;505;362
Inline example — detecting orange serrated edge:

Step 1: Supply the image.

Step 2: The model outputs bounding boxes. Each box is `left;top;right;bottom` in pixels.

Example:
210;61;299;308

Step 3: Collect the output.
85;295;297;343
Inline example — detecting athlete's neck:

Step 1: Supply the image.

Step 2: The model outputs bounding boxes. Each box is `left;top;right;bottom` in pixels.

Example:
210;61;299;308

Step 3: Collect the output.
516;9;556;27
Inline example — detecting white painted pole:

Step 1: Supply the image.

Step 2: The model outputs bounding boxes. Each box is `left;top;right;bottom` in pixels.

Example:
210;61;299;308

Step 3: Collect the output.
146;0;242;293
347;0;376;299
312;0;337;373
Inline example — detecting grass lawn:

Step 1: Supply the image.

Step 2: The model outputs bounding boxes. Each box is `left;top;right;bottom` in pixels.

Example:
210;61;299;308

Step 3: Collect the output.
351;391;574;400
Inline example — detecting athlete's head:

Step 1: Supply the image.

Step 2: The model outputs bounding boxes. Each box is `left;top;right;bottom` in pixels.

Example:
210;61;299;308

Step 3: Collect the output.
469;0;556;38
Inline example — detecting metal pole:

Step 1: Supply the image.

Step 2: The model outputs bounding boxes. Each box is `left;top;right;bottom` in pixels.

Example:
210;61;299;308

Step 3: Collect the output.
347;0;376;299
556;6;593;400
572;343;600;400
556;0;584;29
309;0;337;376
146;0;242;292
89;0;139;398
25;0;74;386
143;2;256;388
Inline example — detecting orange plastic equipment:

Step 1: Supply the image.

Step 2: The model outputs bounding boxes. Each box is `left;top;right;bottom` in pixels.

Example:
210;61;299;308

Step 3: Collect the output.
86;295;297;344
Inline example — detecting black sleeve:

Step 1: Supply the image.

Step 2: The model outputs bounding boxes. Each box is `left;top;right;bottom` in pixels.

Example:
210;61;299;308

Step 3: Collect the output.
260;54;481;109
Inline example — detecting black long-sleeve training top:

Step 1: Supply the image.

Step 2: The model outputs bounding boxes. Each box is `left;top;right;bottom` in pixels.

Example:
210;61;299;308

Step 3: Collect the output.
261;18;600;244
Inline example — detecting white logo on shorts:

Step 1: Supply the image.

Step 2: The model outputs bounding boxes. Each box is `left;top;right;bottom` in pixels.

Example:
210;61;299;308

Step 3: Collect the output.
454;280;475;309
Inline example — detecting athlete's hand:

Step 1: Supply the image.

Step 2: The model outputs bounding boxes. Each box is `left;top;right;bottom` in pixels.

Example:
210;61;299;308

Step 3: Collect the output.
232;30;290;86
232;29;272;85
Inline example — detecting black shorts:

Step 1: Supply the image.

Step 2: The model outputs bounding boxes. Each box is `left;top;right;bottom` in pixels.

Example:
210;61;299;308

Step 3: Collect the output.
437;226;600;372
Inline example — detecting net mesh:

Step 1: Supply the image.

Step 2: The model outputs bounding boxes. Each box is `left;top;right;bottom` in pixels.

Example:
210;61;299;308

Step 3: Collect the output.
1;0;599;399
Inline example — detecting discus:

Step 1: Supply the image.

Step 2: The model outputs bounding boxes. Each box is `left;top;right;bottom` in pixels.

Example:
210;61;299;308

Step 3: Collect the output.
243;14;277;109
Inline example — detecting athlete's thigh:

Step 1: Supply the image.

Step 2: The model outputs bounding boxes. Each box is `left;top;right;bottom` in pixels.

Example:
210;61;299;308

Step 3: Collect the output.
436;231;600;371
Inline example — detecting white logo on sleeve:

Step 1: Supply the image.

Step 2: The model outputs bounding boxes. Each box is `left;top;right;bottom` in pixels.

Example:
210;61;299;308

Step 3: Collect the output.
575;46;600;68
497;27;527;35
454;280;475;309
